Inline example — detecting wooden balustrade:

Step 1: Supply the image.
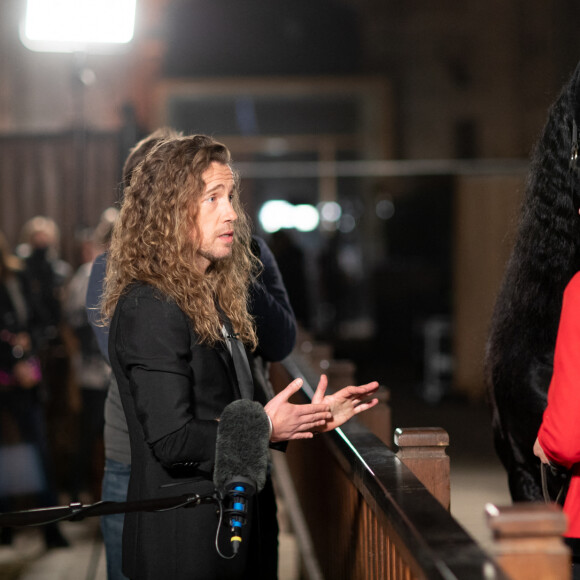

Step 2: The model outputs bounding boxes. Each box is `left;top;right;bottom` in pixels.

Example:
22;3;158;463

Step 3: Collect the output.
269;333;573;579
269;357;510;579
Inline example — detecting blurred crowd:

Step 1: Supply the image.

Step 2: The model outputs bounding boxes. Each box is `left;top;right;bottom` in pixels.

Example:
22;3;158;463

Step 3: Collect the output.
0;209;117;549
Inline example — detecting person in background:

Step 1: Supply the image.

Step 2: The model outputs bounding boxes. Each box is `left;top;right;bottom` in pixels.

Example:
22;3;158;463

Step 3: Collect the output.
486;60;580;503
0;229;68;548
64;209;117;502
87;128;183;580
530;60;580;580
17;216;72;350
100;134;379;579
268;229;310;330
17;215;76;495
534;272;580;579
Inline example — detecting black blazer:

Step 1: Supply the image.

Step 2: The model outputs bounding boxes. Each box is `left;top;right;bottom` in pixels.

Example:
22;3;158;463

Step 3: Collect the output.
109;283;253;580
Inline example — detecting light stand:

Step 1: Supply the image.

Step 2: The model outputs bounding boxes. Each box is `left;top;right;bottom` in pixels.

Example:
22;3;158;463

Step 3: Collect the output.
19;0;137;228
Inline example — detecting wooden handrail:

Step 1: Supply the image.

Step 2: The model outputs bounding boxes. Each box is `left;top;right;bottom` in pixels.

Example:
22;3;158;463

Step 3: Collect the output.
270;356;510;579
271;339;572;579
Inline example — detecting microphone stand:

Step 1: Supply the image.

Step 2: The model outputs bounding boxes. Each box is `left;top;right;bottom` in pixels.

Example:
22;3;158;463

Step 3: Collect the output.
0;492;219;528
0;492;245;561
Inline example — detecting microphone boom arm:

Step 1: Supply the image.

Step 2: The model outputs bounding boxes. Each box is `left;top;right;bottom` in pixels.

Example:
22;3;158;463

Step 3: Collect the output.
0;492;218;528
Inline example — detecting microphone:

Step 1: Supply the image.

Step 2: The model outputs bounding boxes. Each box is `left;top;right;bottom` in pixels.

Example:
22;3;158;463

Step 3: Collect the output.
213;399;270;555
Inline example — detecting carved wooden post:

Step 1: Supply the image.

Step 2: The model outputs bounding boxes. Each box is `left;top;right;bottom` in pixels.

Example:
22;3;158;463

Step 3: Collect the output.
486;503;571;580
394;427;450;510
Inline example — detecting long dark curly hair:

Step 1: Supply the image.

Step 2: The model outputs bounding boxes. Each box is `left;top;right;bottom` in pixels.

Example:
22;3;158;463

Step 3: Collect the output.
485;61;580;501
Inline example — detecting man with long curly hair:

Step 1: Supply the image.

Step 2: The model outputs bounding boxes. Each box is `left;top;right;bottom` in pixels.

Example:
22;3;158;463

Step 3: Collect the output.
89;127;301;580
101;134;379;579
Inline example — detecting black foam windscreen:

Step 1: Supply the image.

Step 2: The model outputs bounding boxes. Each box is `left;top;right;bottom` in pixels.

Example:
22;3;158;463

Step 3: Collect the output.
213;399;270;494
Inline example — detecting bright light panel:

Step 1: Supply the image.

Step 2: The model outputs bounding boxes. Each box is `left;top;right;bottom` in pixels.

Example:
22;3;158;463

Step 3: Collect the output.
21;0;137;53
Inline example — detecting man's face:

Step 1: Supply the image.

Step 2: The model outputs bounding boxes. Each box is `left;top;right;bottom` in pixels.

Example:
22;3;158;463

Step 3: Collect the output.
194;161;238;271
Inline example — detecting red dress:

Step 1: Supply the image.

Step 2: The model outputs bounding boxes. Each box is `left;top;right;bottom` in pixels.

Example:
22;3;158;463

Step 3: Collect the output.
538;271;580;537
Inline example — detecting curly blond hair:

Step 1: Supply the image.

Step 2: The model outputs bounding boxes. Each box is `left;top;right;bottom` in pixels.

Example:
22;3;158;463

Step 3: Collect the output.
101;135;258;349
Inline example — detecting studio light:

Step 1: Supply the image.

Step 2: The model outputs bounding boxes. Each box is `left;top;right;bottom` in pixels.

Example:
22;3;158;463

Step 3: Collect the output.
21;0;137;53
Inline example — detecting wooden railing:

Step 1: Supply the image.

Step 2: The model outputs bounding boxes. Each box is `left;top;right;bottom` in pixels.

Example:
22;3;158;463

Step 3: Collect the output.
268;346;571;580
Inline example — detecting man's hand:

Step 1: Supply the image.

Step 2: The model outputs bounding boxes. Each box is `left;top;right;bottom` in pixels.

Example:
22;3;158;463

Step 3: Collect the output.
264;378;331;442
311;374;380;432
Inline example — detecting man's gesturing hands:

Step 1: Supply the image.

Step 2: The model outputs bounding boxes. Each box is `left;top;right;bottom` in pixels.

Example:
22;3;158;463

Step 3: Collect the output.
264;378;331;442
264;375;380;442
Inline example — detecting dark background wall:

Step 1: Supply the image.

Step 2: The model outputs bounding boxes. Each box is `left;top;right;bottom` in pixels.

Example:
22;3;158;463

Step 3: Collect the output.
0;0;579;397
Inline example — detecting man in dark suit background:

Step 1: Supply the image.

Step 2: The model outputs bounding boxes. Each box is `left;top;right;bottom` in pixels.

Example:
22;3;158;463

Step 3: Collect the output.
99;134;379;579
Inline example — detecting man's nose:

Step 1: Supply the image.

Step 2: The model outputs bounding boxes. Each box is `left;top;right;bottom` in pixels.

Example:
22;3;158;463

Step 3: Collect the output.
224;201;238;222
